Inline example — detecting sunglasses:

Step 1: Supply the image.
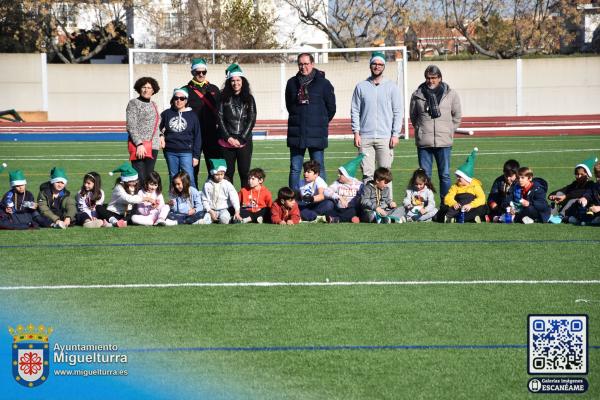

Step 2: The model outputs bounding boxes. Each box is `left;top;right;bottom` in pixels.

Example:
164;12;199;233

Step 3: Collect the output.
194;70;207;76
173;96;187;101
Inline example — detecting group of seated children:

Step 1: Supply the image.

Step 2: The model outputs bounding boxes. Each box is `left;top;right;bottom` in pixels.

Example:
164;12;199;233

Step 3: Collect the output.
1;151;599;229
484;153;599;225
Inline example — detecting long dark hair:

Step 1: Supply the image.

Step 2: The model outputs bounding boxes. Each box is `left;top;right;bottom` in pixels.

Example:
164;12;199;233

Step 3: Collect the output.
408;168;436;193
144;171;163;195
80;172;103;205
221;76;253;104
171;171;191;199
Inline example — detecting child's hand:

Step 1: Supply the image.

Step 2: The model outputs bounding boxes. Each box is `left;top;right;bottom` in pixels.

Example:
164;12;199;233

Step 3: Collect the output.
419;208;427;215
462;203;472;212
452;203;461;210
590;205;600;213
375;207;387;216
143;196;154;203
5;207;13;214
188;208;196;216
63;218;71;227
286;220;295;225
209;210;218;221
233;213;242;222
338;198;348;208
520;199;530;207
390;201;397;208
579;197;588;207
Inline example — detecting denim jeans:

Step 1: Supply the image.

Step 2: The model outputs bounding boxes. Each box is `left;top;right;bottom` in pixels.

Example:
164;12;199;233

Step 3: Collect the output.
417;146;452;200
164;151;195;188
289;147;326;190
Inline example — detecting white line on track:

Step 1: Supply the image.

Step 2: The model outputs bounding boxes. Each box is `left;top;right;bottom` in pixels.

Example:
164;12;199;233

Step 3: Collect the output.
1;280;599;291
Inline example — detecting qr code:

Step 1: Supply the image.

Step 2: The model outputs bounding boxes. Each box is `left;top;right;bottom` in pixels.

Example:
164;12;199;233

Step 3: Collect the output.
528;315;587;374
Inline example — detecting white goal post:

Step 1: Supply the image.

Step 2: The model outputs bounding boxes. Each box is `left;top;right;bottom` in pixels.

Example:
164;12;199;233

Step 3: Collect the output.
128;46;409;139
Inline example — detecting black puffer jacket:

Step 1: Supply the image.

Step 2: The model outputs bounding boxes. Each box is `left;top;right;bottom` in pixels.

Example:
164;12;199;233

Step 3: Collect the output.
217;95;256;143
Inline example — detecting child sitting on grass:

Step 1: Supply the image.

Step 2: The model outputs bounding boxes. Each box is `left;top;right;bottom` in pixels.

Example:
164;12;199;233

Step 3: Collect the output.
98;162;153;228
487;159;520;221
202;159;241;224
0;166;41;229
508;166;551;224
239;168;272;223
296;160;333;222
441;148;487;223
37;167;77;229
270;186;301;225
76;172;105;228
572;161;600;225
324;154;364;223
402;168;437;222
131;171;175;226
360;167;403;223
548;156;596;222
168;171;208;225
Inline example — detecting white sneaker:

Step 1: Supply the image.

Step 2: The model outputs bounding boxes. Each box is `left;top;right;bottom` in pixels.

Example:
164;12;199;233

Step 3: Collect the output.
256;216;264;224
52;221;66;229
155;219;167;226
242;217;252;224
315;215;327;223
164;219;177;226
522;216;534;224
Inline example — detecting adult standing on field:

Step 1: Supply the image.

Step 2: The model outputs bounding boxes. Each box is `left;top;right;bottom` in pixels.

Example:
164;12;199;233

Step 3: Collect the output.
217;64;257;186
351;51;403;188
285;53;336;190
185;58;221;185
126;76;163;185
409;65;462;200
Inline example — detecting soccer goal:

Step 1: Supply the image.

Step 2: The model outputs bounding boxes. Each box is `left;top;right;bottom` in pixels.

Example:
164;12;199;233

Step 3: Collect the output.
128;46;409;139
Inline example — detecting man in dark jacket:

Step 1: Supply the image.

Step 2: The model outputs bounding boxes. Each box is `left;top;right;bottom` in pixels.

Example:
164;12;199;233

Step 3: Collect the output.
285;53;336;190
185;58;221;185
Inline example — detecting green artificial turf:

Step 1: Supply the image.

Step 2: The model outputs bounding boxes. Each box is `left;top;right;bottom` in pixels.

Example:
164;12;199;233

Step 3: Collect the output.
1;136;599;398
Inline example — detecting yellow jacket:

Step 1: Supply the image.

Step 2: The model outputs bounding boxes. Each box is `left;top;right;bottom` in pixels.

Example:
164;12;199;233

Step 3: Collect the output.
444;178;486;208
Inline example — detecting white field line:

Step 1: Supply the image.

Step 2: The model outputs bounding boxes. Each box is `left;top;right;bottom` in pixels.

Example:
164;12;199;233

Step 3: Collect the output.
3;148;600;162
1;280;599;291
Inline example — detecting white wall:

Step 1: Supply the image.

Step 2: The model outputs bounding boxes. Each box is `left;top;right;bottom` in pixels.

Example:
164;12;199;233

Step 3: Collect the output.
1;54;599;121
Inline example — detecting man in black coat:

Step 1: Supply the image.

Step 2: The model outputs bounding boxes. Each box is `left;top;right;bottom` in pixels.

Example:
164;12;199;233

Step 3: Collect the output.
185;58;221;185
285;53;336;190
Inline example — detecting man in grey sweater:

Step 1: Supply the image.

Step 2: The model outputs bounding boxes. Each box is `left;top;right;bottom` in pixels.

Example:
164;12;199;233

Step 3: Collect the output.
351;51;403;189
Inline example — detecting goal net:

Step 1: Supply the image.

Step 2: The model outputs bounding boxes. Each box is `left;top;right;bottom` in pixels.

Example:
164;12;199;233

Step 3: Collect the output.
128;46;409;139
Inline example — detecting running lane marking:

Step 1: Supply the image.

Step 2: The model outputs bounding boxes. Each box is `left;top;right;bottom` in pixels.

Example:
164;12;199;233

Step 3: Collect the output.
1;280;599;291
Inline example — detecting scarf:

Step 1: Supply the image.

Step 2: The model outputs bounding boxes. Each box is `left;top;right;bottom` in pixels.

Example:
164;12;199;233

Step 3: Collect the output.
419;82;446;119
296;69;317;105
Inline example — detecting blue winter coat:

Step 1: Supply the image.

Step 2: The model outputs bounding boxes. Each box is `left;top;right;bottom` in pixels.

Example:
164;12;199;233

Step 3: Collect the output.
509;178;551;222
285;69;336;149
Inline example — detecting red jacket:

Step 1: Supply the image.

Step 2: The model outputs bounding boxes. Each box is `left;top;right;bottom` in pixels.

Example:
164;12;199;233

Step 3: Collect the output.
239;186;273;213
270;201;301;224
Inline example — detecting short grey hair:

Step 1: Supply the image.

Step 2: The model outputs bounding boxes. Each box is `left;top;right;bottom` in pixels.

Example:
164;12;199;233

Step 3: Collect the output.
424;65;442;78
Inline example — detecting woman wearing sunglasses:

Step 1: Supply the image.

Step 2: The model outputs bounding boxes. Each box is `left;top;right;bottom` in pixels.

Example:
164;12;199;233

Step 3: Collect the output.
217;63;257;186
159;87;201;188
185;58;221;186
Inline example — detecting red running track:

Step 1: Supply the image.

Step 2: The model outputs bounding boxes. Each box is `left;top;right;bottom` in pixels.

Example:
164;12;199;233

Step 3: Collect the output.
1;115;599;137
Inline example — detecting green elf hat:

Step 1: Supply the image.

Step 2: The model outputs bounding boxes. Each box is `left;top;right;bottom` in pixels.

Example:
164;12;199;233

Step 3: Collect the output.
191;58;208;72
370;51;386;65
173;87;189;98
9;169;27;186
339;153;365;179
50;167;68;184
455;148;478;183
109;162;138;182
209;159;227;175
0;162;7;173
225;63;244;79
575;155;598;178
